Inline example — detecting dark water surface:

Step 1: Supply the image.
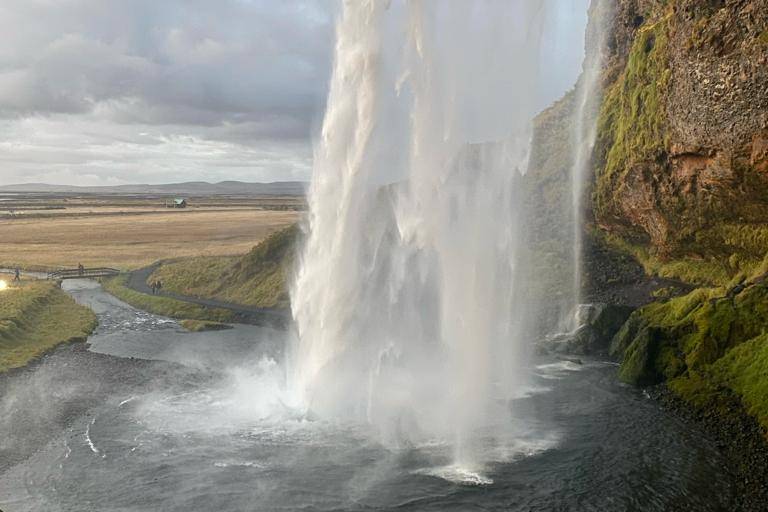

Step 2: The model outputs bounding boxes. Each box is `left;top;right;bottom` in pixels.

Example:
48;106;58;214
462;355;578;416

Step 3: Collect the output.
0;280;735;511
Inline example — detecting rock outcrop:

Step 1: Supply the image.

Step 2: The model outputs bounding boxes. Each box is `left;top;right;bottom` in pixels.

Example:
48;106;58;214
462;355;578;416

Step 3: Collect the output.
537;303;634;356
611;280;768;429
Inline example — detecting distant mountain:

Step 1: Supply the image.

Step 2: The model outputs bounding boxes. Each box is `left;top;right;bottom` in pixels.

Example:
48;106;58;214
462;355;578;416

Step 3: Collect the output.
0;181;307;196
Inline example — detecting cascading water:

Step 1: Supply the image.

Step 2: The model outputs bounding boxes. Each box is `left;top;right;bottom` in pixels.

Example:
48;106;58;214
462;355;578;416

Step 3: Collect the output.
290;0;584;470
567;0;610;330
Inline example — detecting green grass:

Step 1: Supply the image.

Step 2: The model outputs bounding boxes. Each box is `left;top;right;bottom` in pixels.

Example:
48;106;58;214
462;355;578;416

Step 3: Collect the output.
103;274;235;323
149;225;297;309
0;281;97;372
179;319;232;332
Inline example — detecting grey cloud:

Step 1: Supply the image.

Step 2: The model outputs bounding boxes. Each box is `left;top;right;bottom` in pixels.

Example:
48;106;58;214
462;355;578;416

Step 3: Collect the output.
0;0;334;139
0;116;313;186
0;1;590;186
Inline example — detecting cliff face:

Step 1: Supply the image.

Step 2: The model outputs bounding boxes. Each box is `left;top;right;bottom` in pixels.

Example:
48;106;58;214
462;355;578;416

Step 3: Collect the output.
588;0;768;440
594;0;768;285
515;0;768;438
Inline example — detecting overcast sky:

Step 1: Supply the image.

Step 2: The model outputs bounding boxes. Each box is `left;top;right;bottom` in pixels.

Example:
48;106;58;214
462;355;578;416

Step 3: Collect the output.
0;0;589;186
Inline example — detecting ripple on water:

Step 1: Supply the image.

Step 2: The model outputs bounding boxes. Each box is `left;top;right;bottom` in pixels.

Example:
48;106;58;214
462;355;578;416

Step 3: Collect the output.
213;460;266;469
84;417;102;457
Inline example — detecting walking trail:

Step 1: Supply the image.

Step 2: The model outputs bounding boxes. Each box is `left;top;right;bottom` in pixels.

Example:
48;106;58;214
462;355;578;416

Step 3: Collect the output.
126;263;290;328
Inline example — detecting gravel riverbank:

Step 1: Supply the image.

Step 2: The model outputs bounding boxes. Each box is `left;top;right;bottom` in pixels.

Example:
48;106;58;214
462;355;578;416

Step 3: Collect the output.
648;385;768;511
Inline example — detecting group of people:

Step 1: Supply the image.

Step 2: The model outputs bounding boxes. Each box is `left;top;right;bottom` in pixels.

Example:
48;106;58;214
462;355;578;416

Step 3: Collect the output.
150;280;163;295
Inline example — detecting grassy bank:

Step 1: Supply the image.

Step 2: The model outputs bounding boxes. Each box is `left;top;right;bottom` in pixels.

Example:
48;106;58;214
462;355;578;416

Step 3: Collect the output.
103;274;235;323
179;319;232;332
0;281;97;372
148;225;297;309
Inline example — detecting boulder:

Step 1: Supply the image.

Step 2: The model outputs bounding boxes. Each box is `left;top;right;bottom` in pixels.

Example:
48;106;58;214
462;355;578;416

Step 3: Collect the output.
616;324;664;386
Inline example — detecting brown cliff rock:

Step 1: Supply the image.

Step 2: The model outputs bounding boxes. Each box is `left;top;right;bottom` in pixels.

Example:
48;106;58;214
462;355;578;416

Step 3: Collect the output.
594;0;768;271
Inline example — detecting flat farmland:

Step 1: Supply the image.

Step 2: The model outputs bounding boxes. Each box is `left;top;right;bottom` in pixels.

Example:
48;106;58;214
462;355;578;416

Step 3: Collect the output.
0;208;300;271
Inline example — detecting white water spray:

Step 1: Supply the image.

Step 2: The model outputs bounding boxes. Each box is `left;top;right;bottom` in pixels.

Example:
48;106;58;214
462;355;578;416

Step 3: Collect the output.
290;0;583;468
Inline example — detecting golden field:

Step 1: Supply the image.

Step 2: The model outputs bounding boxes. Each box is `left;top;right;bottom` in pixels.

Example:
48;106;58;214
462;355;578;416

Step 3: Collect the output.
0;209;299;271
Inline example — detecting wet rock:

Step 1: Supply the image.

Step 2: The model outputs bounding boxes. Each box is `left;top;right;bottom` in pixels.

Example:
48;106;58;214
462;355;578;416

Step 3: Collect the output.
557;355;584;365
537;303;634;356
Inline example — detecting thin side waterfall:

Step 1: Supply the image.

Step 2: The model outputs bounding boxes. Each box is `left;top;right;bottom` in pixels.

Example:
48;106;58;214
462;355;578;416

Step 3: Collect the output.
568;0;609;330
289;0;582;471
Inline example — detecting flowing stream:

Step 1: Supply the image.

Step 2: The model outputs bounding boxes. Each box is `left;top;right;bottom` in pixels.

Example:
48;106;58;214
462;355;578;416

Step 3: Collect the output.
0;280;737;510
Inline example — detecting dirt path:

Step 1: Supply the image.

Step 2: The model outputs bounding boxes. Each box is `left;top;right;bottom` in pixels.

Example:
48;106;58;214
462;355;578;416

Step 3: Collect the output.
126;264;290;328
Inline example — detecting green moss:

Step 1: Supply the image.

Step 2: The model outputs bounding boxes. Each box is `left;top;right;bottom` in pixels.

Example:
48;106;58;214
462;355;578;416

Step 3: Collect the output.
618;325;662;385
0;281;97;372
668;372;721;410
601;231;732;286
149;225;297;309
617;282;768;430
710;333;768;428
651;286;676;299
758;29;768;45
600;220;768;288
657;344;687;379
641;287;718;326
610;313;644;358
687;18;709;50
751;253;768;280
103;274;234;323
595;12;672;218
668;335;768;432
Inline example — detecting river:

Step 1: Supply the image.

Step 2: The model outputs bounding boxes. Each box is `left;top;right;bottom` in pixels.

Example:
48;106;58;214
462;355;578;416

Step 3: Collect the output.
0;280;737;511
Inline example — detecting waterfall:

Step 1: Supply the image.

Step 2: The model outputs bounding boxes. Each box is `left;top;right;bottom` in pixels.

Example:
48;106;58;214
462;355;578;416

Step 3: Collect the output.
290;0;583;467
568;0;610;328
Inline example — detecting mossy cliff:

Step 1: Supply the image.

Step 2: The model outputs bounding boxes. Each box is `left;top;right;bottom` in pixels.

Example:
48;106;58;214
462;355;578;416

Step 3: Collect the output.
588;0;768;435
521;91;578;325
594;0;768;286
